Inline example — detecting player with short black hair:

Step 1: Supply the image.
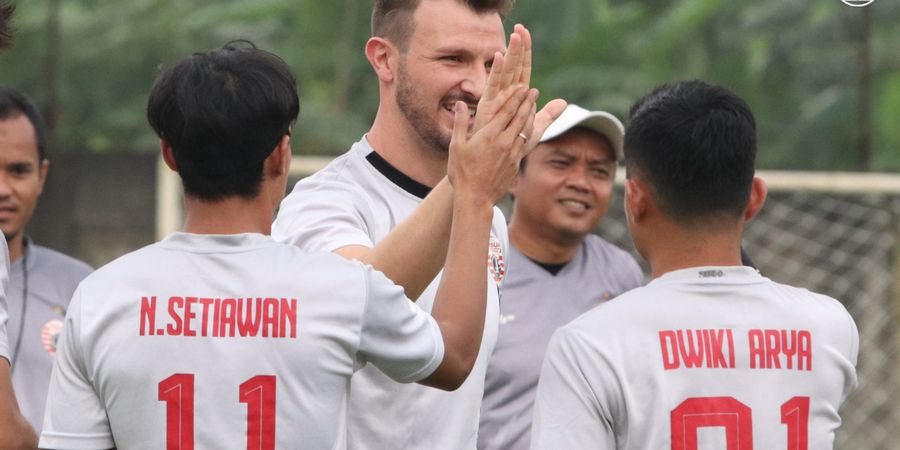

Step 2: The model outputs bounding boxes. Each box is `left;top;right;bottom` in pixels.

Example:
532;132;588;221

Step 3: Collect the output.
531;81;858;449
146;40;298;201
39;41;532;449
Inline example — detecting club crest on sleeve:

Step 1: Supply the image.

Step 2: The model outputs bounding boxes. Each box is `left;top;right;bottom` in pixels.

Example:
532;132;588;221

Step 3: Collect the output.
41;319;64;355
488;234;506;285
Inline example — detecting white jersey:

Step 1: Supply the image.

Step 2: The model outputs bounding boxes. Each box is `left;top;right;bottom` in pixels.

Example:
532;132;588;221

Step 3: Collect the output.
39;233;444;450
0;236;9;361
273;137;507;450
531;266;858;450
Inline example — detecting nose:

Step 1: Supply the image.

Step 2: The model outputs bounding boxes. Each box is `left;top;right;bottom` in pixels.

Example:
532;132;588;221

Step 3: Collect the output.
459;62;489;101
565;164;591;193
0;173;11;198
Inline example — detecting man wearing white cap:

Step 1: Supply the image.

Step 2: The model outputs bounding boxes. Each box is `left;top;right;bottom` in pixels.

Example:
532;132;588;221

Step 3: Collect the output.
478;104;644;450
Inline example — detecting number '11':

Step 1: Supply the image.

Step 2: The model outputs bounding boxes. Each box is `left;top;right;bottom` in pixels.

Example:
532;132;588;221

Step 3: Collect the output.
158;373;276;450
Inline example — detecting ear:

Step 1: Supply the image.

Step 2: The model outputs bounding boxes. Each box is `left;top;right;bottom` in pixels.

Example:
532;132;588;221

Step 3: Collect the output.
623;178;648;226
36;159;49;195
265;134;292;177
365;37;398;84
743;176;767;222
160;139;178;172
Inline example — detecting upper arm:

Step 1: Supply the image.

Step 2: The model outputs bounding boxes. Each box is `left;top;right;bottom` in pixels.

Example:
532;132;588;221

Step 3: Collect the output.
39;288;115;450
531;329;615;449
357;268;444;384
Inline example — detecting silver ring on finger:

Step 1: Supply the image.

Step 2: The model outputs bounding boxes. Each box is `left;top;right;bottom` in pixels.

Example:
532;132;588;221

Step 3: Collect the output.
518;132;529;143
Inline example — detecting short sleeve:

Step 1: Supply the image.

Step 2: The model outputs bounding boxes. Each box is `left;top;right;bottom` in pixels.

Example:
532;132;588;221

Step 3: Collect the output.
272;177;375;253
357;267;444;383
0;236;10;361
39;286;115;449
531;329;615;449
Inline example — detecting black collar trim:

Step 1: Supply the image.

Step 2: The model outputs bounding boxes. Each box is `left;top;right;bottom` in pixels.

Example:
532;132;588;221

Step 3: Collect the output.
365;151;432;199
526;256;568;276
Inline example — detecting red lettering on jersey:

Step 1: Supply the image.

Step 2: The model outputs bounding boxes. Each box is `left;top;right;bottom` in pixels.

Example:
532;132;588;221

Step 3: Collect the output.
727;329;735;368
262;298;279;338
167;297;185;336
660;329;735;370
749;329;764;368
280;298;297;339
184;297;198;337
199;298;214;337
140;296;156;336
212;298;222;337
659;331;680;370
798;330;812;371
765;329;781;369
748;329;812;371
237;298;262;337
220;298;237;337
709;329;728;368
677;330;705;368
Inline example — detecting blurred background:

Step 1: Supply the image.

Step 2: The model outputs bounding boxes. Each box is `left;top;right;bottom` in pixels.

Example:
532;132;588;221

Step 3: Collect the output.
1;0;898;448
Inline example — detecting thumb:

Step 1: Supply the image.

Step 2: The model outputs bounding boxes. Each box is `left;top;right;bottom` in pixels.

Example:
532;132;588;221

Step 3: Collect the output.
451;101;470;146
533;99;568;138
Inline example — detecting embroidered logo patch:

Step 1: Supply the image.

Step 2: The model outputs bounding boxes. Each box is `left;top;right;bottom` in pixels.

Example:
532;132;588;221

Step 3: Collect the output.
41;320;64;355
487;234;506;286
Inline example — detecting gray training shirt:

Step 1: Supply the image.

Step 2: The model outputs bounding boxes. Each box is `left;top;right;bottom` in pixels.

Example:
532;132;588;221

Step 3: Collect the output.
479;234;644;450
7;238;92;431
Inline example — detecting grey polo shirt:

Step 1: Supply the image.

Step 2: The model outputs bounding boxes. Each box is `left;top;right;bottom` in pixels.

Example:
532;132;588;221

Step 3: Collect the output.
479;234;644;450
7;238;92;431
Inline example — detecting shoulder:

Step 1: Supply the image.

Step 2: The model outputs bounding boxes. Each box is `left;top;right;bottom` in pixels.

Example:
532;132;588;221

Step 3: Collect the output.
31;243;93;277
583;235;638;265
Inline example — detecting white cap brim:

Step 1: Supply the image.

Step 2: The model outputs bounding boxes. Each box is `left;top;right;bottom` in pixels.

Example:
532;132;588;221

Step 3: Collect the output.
539;104;624;160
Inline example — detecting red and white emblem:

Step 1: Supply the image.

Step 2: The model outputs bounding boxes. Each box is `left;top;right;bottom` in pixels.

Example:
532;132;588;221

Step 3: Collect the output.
487;234;506;286
41;319;64;355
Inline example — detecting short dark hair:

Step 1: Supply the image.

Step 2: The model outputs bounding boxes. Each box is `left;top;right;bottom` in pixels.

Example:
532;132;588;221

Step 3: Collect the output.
372;0;513;51
147;40;299;201
0;85;49;161
0;1;13;50
624;80;756;225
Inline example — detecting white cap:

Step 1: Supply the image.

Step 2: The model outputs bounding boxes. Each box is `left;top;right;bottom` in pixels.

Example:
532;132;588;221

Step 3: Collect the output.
539;104;625;160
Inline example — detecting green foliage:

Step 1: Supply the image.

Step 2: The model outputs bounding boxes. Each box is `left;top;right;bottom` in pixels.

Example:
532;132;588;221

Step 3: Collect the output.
0;0;897;170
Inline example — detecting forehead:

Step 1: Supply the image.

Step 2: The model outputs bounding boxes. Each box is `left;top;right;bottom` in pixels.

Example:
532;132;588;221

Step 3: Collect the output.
537;129;616;162
410;0;506;55
0;114;40;161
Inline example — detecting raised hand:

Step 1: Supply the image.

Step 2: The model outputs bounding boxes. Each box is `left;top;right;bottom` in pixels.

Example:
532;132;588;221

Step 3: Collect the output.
448;86;538;206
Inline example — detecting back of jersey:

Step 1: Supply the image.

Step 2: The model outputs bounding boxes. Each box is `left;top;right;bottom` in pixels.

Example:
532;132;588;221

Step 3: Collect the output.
41;233;442;450
533;266;859;450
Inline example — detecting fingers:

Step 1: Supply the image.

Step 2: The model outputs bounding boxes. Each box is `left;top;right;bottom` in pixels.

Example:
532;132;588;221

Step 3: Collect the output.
500;88;539;150
451;101;470;146
498;32;523;91
481;86;530;137
520;100;538;157
532;98;568;141
481;51;504;104
516;24;532;86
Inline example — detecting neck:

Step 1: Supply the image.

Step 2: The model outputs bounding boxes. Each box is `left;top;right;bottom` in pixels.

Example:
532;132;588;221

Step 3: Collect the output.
367;105;448;188
509;220;581;264
7;233;24;263
182;195;274;235
644;223;743;279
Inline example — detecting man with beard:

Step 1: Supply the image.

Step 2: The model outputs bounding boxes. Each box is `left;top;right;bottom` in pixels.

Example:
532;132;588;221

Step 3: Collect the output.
272;0;565;448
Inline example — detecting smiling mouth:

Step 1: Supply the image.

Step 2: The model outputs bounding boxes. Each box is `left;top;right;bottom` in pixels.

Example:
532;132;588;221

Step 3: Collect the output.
442;103;477;118
559;199;590;212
